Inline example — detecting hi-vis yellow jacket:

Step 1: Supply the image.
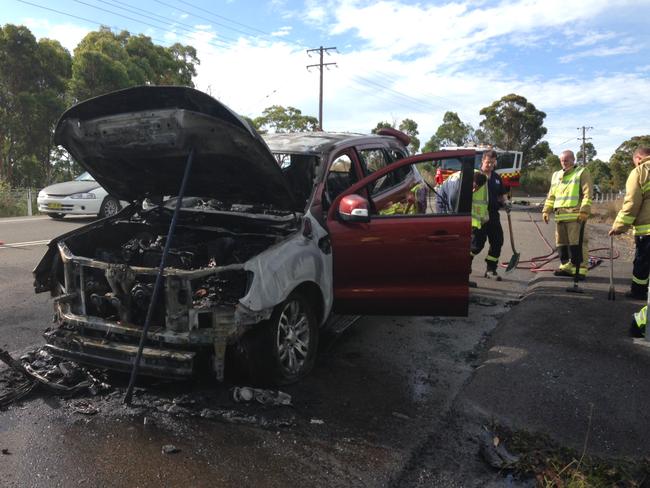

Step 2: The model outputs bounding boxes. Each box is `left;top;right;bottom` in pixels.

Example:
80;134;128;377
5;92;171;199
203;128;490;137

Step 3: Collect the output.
612;156;650;235
543;166;593;222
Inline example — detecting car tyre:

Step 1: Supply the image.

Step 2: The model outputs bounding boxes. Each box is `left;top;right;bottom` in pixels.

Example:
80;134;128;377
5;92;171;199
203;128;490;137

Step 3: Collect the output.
239;291;319;386
99;196;121;218
47;213;65;219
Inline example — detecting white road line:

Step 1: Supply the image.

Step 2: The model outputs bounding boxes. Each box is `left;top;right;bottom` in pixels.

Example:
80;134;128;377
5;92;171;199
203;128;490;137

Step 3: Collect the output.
0;216;49;224
0;239;50;249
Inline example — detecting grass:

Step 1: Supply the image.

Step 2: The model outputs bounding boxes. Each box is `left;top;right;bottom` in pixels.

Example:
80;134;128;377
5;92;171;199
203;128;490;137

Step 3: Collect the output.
492;423;650;487
590;201;623;225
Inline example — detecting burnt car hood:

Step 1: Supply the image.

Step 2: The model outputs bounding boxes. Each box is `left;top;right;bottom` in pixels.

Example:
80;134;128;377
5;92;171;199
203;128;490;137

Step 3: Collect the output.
54;86;298;211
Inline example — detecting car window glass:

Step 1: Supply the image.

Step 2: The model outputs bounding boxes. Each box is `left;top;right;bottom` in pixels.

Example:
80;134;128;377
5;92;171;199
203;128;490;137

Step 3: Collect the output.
369;161;466;217
75;171;95;181
359;148;410;196
326;153;357;204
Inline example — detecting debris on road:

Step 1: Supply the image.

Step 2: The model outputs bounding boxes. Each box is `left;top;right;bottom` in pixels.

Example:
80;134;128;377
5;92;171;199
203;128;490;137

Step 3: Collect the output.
470;296;499;307
479;429;520;469
161;444;180;455
0;347;111;406
392;411;412;420
310;418;324;425
71;400;99;415
231;386;292;406
2;449;10;455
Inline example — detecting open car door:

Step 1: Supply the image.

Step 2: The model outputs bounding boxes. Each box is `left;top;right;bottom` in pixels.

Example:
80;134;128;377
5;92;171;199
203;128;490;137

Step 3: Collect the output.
327;151;475;316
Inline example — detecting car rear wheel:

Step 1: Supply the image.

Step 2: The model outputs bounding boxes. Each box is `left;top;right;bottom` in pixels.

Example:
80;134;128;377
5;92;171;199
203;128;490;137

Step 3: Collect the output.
47;213;65;219
238;291;319;386
99;197;121;218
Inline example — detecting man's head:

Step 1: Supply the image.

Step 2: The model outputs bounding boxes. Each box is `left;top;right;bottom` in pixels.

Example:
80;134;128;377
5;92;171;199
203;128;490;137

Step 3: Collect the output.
560;150;575;171
473;172;487;192
633;146;650;167
481;150;497;173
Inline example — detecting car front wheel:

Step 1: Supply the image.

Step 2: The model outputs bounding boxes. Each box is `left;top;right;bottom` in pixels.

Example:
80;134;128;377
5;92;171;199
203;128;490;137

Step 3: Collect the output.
99;196;121;218
241;291;319;386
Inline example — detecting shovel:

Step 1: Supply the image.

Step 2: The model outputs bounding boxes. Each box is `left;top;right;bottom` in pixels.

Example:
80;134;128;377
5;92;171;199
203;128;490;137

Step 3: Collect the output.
608;235;616;300
505;209;520;273
566;221;586;294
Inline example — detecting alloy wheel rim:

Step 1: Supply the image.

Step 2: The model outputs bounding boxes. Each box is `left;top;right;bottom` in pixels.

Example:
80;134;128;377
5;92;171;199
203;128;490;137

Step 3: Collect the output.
276;300;310;375
104;199;119;216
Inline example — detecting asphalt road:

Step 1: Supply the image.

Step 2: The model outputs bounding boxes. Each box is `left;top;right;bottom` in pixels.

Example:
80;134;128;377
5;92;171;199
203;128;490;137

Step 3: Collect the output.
0;208;557;487
0;216;92;352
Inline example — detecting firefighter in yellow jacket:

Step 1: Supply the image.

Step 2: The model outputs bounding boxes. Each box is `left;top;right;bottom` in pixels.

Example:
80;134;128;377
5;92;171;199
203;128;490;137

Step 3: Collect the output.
609;147;650;337
609;146;650;300
542;150;593;279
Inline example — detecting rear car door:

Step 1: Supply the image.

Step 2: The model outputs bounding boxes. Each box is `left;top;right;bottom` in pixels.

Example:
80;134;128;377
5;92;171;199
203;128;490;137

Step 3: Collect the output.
327;151;475;316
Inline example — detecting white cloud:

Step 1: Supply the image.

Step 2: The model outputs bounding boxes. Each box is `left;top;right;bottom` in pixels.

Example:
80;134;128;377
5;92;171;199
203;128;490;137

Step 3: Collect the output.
23;18;90;52
271;26;292;37
572;30;618;47
559;43;640;63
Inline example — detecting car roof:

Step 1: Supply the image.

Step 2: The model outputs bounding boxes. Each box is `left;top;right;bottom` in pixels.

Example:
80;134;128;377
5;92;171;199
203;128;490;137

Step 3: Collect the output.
262;132;404;155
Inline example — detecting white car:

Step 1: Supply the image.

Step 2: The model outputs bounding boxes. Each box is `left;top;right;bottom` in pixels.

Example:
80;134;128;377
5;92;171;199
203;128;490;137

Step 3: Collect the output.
37;172;122;219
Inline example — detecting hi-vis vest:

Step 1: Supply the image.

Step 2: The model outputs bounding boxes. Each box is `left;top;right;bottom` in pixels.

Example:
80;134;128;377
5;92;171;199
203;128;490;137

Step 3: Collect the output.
379;183;424;216
613;157;650;236
545;167;591;222
447;171;489;229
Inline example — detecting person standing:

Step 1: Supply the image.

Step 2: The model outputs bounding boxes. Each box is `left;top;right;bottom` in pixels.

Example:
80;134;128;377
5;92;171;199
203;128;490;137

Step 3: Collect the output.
471;150;510;281
608;146;650;300
542;150;593;279
436;170;489;288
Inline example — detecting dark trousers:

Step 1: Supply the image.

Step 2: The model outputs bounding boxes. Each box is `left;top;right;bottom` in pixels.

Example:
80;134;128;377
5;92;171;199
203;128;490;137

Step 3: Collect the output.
471;212;504;271
631;235;650;295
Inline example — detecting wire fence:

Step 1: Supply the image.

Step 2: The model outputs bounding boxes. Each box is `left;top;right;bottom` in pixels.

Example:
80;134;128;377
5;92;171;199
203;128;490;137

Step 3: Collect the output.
0;187;39;218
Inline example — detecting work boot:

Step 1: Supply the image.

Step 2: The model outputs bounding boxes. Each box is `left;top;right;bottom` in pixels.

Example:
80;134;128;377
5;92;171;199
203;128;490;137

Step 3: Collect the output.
484;269;502;281
626;283;648;300
484;259;502;281
469;280;478;288
625;290;647;300
553;269;574;278
629;319;646;338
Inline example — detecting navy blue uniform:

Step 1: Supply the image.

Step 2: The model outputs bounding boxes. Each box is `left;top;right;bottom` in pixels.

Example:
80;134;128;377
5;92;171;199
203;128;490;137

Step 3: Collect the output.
471;172;508;271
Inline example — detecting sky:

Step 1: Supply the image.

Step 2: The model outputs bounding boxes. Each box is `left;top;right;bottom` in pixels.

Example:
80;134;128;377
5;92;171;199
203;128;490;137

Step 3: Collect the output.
3;0;650;160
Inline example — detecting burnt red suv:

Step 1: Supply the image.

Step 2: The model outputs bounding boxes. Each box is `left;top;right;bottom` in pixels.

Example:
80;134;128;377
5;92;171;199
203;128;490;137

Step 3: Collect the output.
34;86;476;385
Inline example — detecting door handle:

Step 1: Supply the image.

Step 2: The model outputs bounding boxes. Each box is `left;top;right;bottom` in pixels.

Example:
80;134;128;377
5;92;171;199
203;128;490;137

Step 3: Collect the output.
426;234;460;242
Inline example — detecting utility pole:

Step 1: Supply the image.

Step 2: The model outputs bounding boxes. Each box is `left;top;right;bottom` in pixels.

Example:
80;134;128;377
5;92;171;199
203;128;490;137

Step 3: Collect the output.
306;46;336;130
577;126;593;165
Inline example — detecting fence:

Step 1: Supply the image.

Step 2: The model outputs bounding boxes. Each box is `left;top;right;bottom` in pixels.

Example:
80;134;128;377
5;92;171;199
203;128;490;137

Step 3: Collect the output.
593;191;624;203
0;187;39;218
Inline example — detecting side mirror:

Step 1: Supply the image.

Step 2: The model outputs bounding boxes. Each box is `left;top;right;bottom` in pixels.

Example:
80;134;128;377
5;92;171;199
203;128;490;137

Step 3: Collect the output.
338;194;370;223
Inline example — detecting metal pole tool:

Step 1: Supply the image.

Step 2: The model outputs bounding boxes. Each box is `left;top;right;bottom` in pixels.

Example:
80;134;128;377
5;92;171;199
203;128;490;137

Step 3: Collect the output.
607;235;616;300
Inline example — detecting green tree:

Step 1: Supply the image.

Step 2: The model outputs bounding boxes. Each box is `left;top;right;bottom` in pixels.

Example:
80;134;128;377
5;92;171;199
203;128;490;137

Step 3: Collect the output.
527;141;552;166
586;158;611;189
398;118;420;154
434;111;475;146
69;27;198;102
478;94;547;161
0;24;71;186
576;142;597;165
607;135;650;190
371;121;394;133
253;105;318;133
421;135;440;153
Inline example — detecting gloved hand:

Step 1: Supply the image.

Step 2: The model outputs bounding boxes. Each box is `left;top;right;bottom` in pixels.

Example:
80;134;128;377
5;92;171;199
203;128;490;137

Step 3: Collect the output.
542;212;549;224
577;212;589;222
